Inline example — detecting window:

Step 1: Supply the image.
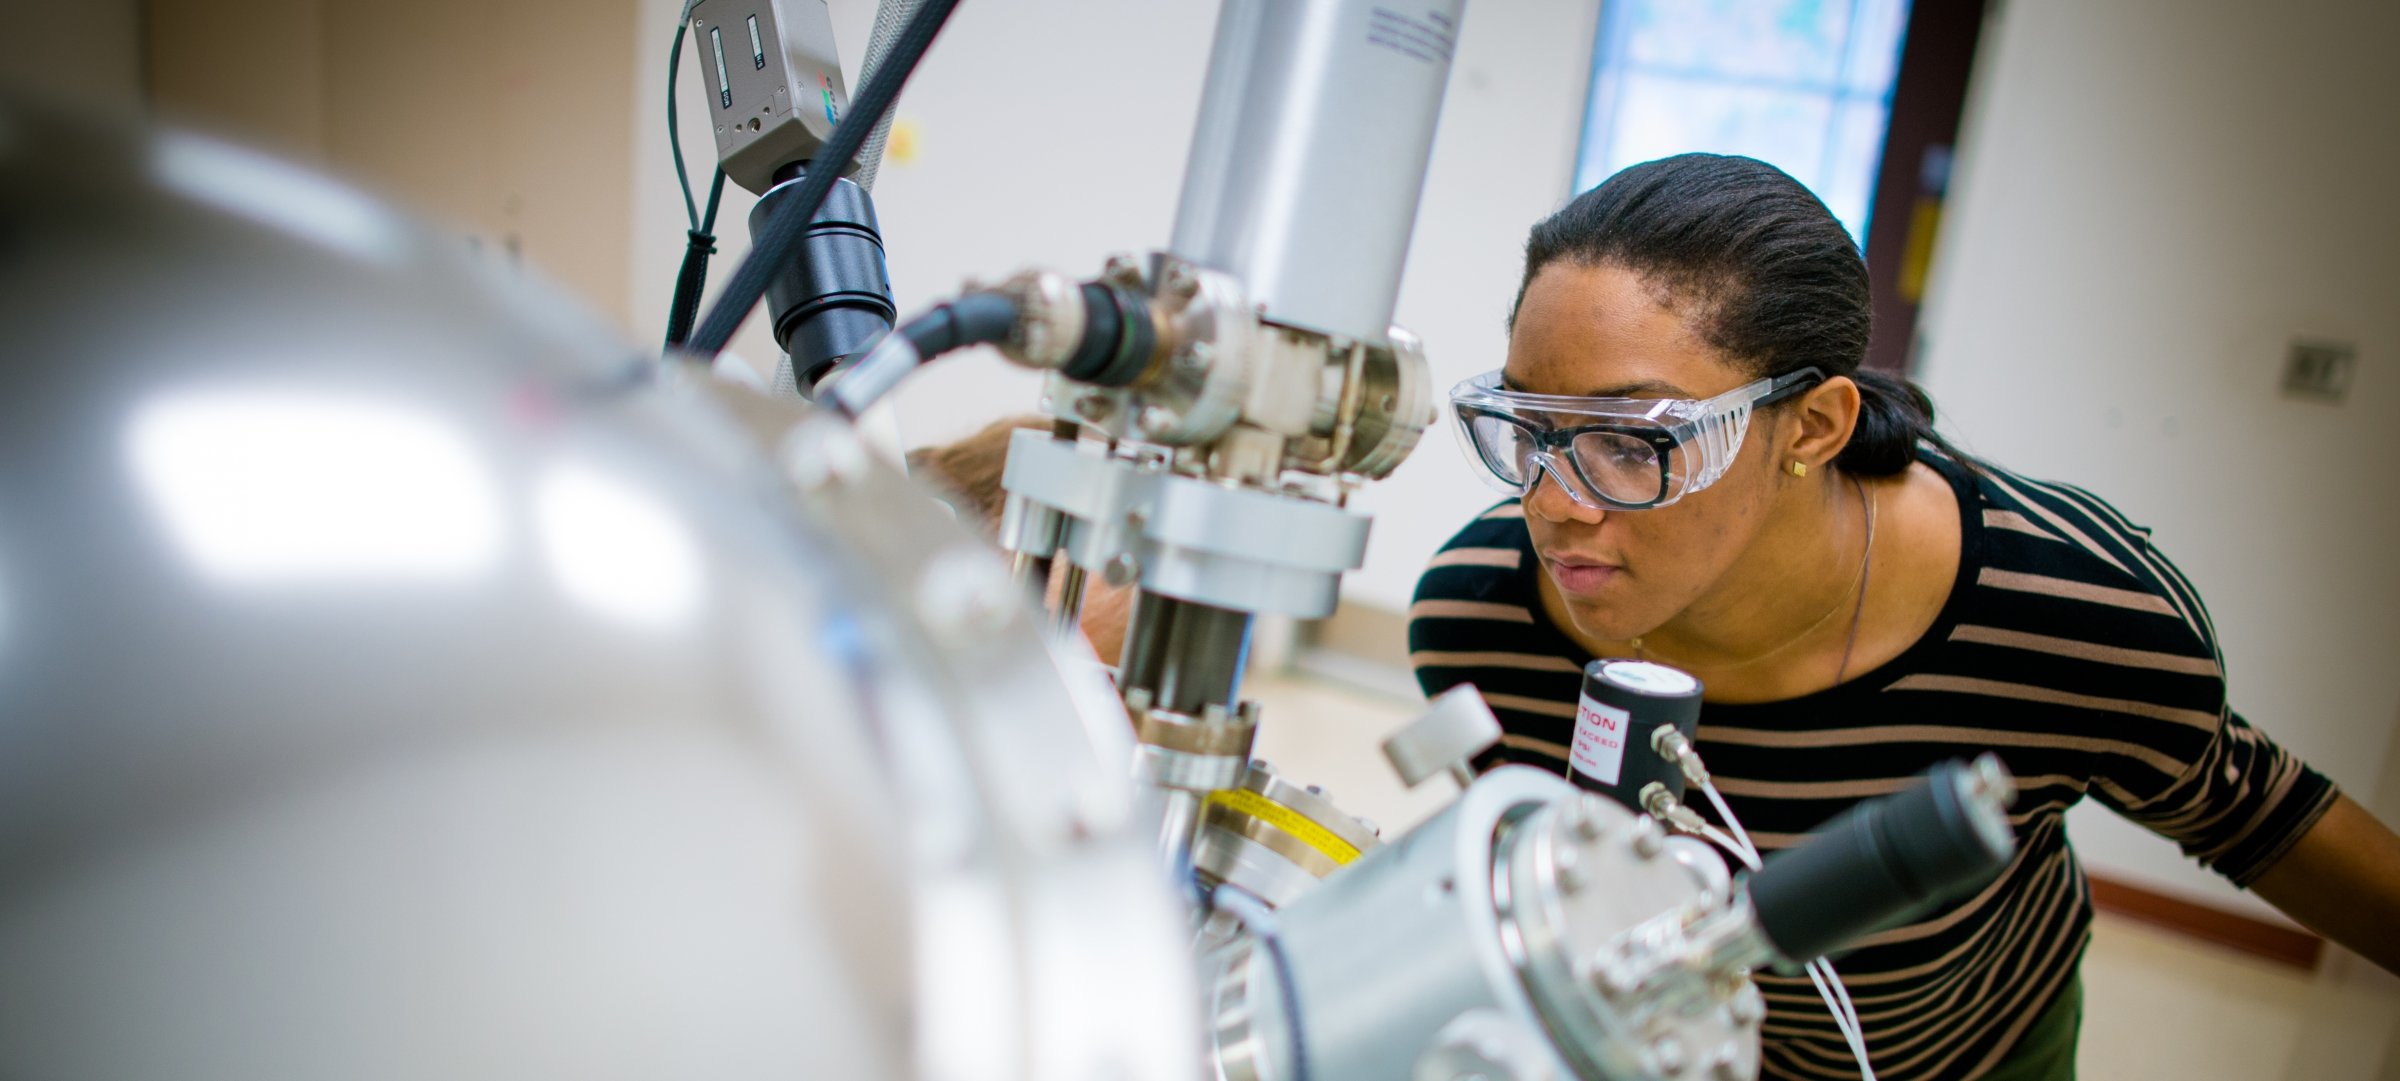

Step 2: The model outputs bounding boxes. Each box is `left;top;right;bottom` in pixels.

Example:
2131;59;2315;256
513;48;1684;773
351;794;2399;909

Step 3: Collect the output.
1574;0;1915;245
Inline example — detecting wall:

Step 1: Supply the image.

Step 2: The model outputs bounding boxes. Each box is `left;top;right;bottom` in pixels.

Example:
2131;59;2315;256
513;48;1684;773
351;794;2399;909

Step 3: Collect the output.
0;0;143;114
148;0;640;331
1917;0;2400;918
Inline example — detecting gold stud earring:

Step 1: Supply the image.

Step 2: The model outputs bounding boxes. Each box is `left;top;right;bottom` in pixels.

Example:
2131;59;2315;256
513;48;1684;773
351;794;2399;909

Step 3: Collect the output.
1789;460;1809;478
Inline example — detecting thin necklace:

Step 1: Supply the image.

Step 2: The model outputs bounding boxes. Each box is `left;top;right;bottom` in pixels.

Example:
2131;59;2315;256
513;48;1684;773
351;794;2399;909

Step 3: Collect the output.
1634;475;1877;682
1835;477;1878;685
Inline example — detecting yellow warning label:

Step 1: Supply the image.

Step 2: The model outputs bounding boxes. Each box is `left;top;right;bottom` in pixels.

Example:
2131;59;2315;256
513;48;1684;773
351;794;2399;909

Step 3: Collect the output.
1205;787;1362;866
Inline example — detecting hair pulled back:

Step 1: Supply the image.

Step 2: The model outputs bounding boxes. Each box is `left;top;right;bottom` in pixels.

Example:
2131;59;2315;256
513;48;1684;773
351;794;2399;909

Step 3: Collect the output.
1512;153;1949;476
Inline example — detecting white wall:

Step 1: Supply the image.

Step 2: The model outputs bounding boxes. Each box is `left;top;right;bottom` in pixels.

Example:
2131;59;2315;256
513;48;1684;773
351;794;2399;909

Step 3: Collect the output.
630;0;1603;603
1917;0;2400;918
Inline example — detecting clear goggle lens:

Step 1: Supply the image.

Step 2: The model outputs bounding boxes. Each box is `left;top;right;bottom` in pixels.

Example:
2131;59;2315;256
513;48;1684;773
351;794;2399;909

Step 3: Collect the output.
1463;413;1667;507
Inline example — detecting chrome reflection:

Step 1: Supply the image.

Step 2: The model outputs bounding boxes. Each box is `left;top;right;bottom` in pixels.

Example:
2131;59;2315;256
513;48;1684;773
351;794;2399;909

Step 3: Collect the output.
153;133;405;261
533;463;705;629
126;391;502;583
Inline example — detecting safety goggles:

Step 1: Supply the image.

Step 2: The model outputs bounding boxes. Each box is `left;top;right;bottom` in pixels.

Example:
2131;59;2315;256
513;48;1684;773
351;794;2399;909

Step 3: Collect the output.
1449;367;1823;510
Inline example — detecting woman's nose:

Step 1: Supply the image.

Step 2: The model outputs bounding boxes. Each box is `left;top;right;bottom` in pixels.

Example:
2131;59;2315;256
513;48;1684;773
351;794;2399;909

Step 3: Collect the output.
1525;457;1605;525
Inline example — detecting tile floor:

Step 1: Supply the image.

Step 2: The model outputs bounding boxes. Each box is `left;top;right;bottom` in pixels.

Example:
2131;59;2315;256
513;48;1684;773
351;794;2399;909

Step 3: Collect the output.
1242;670;2400;1081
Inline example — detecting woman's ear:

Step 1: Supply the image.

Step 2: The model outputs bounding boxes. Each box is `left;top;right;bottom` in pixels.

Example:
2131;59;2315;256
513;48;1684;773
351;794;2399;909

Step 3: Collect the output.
1781;375;1862;471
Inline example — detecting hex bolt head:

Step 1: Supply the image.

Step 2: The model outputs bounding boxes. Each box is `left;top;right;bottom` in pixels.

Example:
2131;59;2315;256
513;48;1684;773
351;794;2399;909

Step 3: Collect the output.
1073;394;1115;422
1643;1036;1689;1077
1138;405;1175;433
1551;839;1586;893
1730;984;1765;1024
1630;816;1666;859
1165;265;1200;299
1103;553;1141;587
1570;795;1611;841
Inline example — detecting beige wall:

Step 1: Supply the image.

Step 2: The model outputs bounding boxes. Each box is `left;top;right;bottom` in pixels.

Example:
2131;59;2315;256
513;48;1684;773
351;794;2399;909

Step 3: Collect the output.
0;0;143;114
147;0;641;331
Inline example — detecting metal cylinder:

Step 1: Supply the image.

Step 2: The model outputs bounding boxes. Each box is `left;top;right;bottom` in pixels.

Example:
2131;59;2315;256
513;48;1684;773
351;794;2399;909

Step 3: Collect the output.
1745;756;2017;964
1570;659;1704;810
1205;768;1565;1081
1168;0;1464;344
749;165;896;391
1119;591;1254;716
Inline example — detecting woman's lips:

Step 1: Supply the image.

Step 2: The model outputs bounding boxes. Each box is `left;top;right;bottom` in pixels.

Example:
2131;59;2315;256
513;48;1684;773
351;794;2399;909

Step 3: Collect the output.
1544;556;1623;595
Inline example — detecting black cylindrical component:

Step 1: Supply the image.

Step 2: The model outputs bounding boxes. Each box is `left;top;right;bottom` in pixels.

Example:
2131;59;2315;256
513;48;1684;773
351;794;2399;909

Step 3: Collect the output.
1058;282;1157;387
748;165;896;390
1743;758;2016;964
1567;659;1703;810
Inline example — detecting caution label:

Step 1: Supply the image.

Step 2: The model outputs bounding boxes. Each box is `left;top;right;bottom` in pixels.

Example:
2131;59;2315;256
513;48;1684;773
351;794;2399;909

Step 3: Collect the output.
1571;693;1630;786
1205;787;1362;866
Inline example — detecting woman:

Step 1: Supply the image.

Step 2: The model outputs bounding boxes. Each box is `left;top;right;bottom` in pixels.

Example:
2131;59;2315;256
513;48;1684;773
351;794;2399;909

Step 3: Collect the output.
1410;154;2400;1081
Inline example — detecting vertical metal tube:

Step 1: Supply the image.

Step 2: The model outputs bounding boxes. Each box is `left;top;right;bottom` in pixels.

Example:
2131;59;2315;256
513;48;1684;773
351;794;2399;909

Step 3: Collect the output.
1155;600;1254;716
1169;0;1465;343
1118;590;1182;697
1010;549;1046;597
1051;560;1090;639
1159;789;1205;884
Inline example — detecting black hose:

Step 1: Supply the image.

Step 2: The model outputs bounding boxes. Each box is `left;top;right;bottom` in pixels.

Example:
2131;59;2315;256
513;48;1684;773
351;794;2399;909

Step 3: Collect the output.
895;291;1018;357
683;0;961;357
819;291;1018;415
662;169;728;349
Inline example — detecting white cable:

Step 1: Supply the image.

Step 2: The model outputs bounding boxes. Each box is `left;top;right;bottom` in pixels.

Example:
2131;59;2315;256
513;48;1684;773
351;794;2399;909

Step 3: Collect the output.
1700;779;1759;864
1809;959;1876;1081
1696;822;1760;871
1696;777;1877;1081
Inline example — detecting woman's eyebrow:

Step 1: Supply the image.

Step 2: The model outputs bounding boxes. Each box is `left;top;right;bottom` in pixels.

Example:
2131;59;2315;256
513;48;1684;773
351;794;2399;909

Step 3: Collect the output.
1501;373;1691;398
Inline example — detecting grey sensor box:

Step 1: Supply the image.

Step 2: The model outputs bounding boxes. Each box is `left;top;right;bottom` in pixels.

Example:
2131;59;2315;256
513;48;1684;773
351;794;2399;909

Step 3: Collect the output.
691;0;853;195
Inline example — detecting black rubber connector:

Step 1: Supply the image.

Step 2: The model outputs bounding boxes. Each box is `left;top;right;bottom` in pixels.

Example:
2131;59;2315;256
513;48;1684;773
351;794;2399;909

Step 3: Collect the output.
1743;759;2014;964
896;291;1021;358
1058;282;1155;387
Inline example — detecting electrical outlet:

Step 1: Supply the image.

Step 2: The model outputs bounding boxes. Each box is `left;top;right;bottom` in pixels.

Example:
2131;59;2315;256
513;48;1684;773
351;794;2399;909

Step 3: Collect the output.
2282;339;2357;403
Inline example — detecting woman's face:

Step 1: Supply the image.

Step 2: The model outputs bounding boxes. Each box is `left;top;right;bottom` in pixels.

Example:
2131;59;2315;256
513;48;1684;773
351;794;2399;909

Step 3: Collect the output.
1505;261;1788;643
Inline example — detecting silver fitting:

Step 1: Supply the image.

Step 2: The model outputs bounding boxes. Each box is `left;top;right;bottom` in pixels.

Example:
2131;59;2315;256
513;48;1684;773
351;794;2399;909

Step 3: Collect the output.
1641;783;1715;839
994;268;1089;371
1652;727;1710;788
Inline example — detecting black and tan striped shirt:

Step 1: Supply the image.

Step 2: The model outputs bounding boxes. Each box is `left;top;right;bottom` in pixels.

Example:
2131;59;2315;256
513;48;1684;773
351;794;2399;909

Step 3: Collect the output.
1409;450;2337;1081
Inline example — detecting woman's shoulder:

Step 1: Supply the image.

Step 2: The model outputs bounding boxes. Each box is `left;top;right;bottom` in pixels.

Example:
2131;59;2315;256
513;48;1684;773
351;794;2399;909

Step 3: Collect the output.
1925;446;2223;659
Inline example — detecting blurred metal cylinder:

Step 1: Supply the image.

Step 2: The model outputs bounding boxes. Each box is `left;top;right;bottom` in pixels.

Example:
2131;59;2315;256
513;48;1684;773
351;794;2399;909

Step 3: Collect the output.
0;101;1196;1081
1169;0;1465;344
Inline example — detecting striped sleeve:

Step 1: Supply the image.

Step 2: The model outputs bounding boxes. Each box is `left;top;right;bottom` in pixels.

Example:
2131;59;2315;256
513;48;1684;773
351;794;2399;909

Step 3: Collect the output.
1979;472;2339;885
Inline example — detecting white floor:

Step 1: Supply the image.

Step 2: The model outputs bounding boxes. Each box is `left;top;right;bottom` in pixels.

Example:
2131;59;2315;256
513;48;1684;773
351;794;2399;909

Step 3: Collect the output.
1242;670;2400;1081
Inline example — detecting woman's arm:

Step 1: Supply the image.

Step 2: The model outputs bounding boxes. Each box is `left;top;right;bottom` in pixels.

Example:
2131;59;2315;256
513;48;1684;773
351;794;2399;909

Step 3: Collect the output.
2249;794;2400;974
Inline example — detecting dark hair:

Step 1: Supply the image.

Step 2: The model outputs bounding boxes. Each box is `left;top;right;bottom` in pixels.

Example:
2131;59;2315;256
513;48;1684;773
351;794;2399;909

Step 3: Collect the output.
1511;153;1954;476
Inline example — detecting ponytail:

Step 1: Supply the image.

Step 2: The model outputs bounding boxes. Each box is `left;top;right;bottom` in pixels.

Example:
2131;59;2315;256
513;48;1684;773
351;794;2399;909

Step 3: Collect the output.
1837;369;1934;475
